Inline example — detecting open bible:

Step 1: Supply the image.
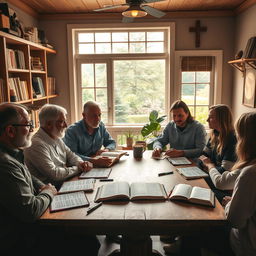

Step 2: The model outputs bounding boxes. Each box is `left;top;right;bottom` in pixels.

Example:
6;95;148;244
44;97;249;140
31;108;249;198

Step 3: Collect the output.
95;181;167;203
79;168;112;179
176;166;208;179
93;151;127;166
58;178;95;194
50;191;89;212
169;183;215;207
167;157;192;165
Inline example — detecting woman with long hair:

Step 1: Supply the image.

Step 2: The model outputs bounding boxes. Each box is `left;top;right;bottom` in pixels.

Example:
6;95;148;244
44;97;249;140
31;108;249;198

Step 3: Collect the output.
199;104;238;203
225;111;256;256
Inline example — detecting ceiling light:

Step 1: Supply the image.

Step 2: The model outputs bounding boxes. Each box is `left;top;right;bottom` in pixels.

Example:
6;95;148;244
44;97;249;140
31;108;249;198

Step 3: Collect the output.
122;5;147;18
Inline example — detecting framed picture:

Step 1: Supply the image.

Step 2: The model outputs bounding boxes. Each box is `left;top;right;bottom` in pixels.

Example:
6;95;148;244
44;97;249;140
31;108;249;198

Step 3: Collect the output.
243;68;256;107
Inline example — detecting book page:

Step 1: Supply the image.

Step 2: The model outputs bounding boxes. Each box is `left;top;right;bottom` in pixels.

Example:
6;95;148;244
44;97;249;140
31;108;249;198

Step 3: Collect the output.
189;186;214;207
79;168;112;179
167;157;191;165
170;183;192;200
50;191;89;212
95;181;130;202
176;166;208;179
58;179;95;194
130;182;167;200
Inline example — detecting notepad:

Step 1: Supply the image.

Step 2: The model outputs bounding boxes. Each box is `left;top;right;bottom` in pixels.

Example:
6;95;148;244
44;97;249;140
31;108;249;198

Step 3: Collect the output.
79;168;112;179
50;191;89;212
176;166;208;180
167;157;192;165
58;179;95;194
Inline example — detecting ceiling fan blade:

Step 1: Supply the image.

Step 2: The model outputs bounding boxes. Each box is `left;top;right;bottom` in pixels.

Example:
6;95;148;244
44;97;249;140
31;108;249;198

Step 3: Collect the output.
122;16;134;23
143;0;166;3
141;5;166;18
94;4;128;12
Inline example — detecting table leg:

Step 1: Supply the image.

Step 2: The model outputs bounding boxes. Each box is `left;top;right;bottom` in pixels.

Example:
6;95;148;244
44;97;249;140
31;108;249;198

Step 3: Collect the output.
120;235;152;256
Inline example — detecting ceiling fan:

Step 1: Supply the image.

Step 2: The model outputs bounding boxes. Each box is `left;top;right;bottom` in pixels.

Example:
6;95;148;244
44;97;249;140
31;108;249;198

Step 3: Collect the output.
93;0;166;23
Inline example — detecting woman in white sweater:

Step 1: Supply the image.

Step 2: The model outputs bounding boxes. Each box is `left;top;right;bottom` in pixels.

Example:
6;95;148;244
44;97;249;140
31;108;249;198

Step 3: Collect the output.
225;111;256;256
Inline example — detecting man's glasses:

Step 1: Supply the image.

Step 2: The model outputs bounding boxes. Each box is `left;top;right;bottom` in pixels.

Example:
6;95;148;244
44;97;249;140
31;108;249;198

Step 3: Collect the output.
11;121;34;130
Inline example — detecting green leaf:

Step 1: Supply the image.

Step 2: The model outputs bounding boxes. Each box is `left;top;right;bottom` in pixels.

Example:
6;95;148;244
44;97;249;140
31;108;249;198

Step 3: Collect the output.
149;110;158;122
141;122;159;137
156;115;167;123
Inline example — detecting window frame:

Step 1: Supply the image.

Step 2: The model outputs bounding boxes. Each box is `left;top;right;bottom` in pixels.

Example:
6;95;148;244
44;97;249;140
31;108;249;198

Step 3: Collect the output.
67;22;175;125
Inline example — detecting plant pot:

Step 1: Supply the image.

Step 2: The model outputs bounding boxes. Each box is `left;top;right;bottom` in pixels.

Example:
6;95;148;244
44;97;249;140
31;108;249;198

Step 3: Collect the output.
126;137;133;148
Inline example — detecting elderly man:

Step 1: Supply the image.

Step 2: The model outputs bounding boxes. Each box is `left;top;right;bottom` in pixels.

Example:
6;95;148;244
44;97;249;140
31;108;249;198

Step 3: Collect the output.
0;102;100;255
24;104;92;188
63;100;116;167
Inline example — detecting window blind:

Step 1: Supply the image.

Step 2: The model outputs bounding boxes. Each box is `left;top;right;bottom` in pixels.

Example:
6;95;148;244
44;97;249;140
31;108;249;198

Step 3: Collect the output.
181;56;213;71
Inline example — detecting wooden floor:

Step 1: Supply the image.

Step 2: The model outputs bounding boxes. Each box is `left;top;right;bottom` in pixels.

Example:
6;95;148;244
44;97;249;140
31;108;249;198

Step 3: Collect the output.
97;235;219;256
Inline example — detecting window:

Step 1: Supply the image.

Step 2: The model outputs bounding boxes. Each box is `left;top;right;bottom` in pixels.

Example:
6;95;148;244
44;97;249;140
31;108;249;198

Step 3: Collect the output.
174;51;223;126
72;25;172;126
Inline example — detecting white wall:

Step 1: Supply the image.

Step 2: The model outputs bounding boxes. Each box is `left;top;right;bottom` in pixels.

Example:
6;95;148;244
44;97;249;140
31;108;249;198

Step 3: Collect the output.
232;4;256;120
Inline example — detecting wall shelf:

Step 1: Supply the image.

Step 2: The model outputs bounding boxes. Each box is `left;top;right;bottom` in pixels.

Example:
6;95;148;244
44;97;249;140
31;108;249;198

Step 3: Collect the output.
228;58;256;75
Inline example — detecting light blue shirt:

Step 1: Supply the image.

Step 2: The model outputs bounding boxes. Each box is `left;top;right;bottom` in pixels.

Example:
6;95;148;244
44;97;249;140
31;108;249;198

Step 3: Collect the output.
153;120;206;158
63;120;116;161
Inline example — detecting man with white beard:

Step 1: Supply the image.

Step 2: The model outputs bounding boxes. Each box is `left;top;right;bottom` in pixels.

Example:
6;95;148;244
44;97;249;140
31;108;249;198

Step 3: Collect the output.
24;104;92;188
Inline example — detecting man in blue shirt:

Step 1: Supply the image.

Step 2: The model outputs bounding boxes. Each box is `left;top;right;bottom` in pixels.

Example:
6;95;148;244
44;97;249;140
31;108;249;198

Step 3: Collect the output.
63;101;116;167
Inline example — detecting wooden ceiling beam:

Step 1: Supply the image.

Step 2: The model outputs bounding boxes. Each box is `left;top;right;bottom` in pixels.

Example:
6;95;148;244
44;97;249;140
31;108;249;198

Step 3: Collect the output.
7;0;39;18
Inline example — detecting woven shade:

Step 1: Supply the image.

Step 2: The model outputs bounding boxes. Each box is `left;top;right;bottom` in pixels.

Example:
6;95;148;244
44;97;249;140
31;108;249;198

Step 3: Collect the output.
181;56;213;71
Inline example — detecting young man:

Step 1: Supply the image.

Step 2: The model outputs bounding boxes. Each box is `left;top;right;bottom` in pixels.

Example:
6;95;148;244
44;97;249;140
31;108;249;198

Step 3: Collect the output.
63;100;116;167
152;100;206;159
0;103;100;255
24;104;92;188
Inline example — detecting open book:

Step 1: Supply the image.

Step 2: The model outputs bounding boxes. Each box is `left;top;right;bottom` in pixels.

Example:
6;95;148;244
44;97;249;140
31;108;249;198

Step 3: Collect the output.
79;168;112;179
95;181;167;203
58;179;95;194
167;157;191;165
50;191;89;212
169;183;215;207
94;151;127;166
176;166;208;180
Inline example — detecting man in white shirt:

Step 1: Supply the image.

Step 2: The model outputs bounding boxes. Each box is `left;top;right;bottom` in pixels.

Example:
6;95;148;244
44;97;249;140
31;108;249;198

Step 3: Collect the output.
24;104;92;188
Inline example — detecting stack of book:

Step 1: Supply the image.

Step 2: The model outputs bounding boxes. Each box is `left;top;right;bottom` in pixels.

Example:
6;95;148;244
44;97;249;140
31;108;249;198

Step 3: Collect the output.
31;56;44;71
8;77;29;101
47;76;56;95
6;48;26;69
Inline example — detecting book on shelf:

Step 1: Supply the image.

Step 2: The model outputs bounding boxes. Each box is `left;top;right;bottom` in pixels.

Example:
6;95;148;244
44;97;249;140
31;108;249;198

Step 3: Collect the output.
167;157;192;165
95;181;167;203
47;76;56;95
176;166;208;180
32;76;45;97
169;183;215;207
79;167;112;179
50;191;89;212
58;178;95;194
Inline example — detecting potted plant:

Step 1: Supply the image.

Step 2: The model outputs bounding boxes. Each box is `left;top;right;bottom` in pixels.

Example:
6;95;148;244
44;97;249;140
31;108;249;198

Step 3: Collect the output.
141;110;167;150
125;130;134;148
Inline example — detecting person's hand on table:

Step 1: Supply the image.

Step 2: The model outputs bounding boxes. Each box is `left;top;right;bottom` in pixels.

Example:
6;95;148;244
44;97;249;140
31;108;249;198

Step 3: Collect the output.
164;149;184;157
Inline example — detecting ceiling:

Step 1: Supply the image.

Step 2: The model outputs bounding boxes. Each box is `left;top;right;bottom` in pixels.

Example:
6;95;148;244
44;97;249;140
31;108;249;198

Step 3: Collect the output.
7;0;256;19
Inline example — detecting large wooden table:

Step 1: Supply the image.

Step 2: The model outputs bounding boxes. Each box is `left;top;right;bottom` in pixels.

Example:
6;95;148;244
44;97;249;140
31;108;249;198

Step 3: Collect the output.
40;151;227;256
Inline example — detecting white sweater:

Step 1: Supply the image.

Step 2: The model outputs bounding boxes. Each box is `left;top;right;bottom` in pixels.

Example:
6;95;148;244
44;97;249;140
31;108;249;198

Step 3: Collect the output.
225;164;256;256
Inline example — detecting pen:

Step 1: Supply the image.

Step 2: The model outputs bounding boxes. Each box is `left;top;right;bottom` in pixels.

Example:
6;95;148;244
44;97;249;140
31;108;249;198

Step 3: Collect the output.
158;171;174;176
87;202;103;215
99;179;114;182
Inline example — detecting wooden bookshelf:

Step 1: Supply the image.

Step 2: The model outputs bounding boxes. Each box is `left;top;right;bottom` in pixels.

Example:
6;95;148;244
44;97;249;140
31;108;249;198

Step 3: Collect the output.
0;30;57;126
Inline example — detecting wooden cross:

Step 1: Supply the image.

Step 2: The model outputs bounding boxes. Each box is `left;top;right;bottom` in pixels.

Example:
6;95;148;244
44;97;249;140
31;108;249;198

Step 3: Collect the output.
189;20;207;48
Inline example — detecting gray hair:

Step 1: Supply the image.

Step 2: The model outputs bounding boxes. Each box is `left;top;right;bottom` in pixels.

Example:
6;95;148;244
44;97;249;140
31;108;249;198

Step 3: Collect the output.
0;103;27;135
39;104;67;127
83;101;100;114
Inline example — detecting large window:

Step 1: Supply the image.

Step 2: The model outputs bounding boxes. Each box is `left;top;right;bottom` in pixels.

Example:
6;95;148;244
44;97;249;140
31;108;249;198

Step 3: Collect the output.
75;27;169;126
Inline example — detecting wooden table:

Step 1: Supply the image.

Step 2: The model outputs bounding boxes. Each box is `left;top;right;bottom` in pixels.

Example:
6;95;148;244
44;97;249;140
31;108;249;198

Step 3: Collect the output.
40;151;227;256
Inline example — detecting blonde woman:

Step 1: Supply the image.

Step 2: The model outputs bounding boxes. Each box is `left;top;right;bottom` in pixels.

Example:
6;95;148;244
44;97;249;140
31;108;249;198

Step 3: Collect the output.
224;112;256;256
199;104;238;202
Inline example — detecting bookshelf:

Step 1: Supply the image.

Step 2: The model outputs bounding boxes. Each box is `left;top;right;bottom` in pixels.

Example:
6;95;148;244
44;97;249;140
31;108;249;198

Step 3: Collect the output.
0;30;57;128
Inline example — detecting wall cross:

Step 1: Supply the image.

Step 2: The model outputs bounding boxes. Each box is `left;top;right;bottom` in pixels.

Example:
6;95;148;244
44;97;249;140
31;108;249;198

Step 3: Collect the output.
189;20;207;48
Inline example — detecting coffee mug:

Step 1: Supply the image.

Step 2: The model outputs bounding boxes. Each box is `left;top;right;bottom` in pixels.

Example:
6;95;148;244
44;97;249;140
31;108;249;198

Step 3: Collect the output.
135;140;147;150
133;144;145;159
